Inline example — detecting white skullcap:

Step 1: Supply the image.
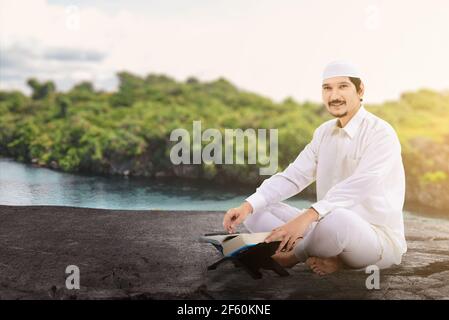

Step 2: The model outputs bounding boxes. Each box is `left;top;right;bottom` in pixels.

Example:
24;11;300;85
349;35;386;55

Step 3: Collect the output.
322;60;362;80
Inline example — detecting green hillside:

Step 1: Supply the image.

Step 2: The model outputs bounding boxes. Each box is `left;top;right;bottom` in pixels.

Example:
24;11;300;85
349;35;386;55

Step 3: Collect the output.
1;73;448;212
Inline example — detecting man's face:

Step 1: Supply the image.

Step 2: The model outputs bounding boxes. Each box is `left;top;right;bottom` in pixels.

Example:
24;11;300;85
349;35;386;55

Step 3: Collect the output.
322;76;363;119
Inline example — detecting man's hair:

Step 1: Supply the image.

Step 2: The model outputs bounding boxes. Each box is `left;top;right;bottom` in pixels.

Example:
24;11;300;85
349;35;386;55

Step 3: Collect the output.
349;77;363;101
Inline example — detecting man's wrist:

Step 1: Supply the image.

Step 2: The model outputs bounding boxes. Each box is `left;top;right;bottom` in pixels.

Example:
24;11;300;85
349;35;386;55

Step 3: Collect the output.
242;201;254;215
305;207;320;222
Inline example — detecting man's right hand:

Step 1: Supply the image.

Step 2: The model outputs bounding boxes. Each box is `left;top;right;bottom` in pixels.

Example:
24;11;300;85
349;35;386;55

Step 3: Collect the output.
223;202;253;233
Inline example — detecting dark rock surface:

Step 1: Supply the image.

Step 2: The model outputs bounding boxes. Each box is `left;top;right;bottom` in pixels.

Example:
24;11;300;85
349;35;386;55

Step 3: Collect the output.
0;205;448;300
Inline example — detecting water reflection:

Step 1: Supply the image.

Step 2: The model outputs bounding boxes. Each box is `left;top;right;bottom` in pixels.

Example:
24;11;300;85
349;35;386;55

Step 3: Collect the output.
0;157;311;211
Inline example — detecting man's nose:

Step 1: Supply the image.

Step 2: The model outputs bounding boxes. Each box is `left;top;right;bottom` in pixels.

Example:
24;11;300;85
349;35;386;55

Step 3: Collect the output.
329;89;342;101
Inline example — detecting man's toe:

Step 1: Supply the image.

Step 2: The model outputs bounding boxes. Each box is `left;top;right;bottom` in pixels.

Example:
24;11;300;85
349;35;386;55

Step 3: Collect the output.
306;257;316;266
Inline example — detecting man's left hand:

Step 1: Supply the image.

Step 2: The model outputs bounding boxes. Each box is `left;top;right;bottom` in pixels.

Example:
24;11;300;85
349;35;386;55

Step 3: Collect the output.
264;208;319;253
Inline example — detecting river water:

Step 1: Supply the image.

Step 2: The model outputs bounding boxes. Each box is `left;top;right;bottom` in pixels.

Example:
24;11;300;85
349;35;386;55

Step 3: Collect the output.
2;157;443;221
0;157;312;211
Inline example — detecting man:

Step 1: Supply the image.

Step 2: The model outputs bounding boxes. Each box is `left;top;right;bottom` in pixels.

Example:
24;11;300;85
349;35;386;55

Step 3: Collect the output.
222;60;407;275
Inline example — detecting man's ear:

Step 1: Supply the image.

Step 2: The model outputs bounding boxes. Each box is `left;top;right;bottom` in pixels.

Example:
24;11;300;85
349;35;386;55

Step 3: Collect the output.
359;81;365;101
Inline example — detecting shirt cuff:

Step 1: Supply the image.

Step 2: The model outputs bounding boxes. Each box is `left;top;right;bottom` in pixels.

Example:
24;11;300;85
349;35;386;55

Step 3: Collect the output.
245;193;267;215
311;200;333;218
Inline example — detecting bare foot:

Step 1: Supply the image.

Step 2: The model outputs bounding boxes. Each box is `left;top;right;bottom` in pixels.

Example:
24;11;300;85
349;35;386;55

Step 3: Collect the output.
306;256;343;276
271;250;300;268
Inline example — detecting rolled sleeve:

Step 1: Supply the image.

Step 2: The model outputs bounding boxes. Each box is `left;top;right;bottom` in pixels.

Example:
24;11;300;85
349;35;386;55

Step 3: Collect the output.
245;193;267;215
311;200;332;218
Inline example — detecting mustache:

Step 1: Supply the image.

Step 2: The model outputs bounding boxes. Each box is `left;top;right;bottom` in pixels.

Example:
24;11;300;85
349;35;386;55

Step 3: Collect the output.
329;99;346;105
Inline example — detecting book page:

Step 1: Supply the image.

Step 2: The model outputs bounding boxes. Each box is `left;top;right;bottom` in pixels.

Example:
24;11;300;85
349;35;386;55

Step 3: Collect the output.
199;234;239;246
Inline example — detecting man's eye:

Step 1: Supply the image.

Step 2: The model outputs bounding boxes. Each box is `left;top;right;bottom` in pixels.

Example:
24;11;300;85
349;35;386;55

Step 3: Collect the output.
340;85;348;89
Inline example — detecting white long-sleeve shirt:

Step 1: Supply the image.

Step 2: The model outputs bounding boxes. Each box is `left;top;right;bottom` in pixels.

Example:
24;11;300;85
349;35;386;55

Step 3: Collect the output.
245;105;407;265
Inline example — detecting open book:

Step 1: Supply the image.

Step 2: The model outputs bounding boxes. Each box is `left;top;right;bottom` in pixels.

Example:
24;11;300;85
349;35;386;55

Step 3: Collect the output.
199;232;271;257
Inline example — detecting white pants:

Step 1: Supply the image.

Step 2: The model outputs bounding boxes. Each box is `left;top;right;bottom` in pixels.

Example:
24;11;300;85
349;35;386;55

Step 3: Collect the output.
243;202;384;269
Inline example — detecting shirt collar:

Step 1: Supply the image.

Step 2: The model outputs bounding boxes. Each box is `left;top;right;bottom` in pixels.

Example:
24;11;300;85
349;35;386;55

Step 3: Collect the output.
334;105;367;139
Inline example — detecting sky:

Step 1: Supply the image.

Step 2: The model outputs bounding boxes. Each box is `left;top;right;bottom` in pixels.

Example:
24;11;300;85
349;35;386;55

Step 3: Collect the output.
1;0;449;103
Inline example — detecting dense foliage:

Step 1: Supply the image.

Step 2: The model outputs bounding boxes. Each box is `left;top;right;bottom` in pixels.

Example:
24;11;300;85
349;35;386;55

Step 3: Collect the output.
1;73;448;211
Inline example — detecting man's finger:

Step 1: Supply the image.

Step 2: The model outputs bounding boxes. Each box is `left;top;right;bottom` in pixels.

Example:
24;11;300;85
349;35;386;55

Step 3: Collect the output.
288;240;297;251
233;214;244;226
230;219;240;231
276;236;291;254
286;237;296;252
223;212;231;227
265;229;284;243
224;211;237;229
264;230;275;242
223;220;231;231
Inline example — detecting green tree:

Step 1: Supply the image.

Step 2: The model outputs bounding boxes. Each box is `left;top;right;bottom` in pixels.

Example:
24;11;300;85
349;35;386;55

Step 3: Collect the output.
27;78;56;100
